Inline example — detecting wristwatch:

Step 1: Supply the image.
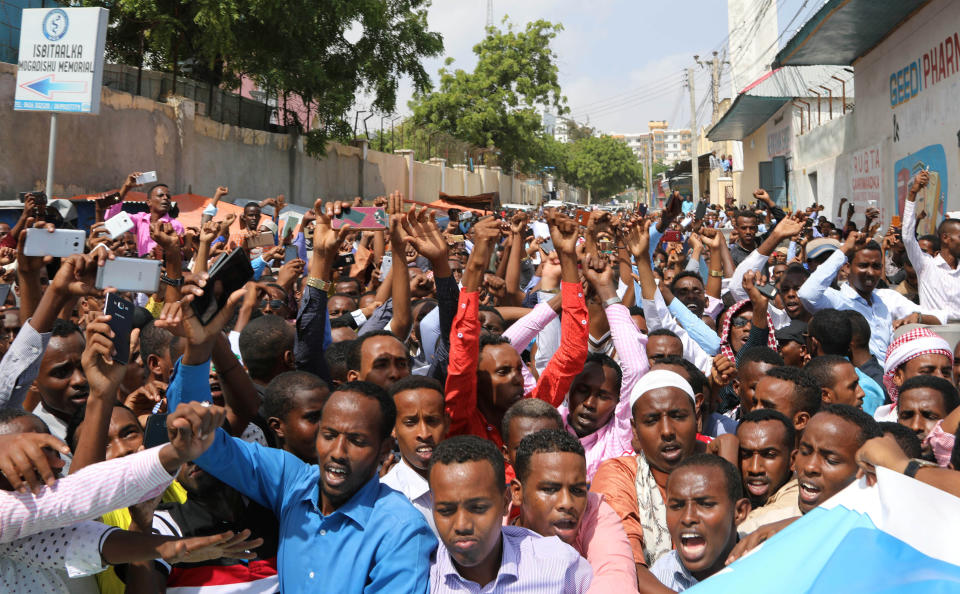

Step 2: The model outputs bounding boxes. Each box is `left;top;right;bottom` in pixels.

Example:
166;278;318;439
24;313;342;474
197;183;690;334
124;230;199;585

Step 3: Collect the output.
603;296;622;309
904;458;937;478
306;276;336;296
709;269;724;277
160;274;183;287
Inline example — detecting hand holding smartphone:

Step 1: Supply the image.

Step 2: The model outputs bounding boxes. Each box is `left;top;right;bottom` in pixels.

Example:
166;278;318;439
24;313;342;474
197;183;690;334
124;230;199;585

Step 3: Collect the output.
23;228;85;257
135;171;158;185
190;248;253;325
96;258;162;293
103;293;134;365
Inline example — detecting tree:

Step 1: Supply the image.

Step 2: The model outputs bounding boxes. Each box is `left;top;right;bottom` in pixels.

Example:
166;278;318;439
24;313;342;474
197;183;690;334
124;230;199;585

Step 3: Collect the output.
652;160;671;176
83;0;444;153
563;135;643;200
562;118;594;143
409;19;566;173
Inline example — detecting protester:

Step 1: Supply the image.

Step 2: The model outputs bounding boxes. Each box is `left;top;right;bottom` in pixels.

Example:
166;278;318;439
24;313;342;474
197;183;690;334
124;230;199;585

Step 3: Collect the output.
734;409;799;535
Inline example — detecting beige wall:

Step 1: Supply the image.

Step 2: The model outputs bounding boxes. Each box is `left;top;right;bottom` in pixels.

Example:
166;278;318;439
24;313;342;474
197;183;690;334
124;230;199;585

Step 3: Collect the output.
1;62;578;207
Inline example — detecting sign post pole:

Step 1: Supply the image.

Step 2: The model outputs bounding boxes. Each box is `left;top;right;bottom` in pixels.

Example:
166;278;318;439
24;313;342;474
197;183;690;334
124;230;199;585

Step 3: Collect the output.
45;113;57;197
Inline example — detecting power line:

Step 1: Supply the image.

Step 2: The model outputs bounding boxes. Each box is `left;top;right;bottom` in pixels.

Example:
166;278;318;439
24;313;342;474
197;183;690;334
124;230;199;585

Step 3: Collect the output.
566;71;685;114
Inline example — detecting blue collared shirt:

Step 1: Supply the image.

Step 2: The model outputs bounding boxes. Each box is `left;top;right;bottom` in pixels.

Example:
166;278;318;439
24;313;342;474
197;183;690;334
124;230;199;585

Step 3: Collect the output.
168;360;437;593
651;550;698;592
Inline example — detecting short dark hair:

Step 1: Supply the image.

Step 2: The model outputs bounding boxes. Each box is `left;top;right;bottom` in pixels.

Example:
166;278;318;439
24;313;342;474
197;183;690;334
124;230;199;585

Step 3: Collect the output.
738;409;796;449
920;233;943;251
330;292;359;306
479;305;506;327
653;355;708;396
244;201;261;210
672;453;743;503
808;308;852;356
147;183;170;197
479;334;513;362
336;277;362;290
324;339;355;385
140;321;179;362
842;310;871;349
765;366;822;415
347;330;403;372
388;374;444;401
51;319;82;339
851;240;883;259
879;422;923;459
818;403;882;446
429;435;506;492
501;398;563;445
263;371;329;421
669;270;704;293
734;209;758;223
0;408;47;435
804;355;852;391
239;315;295;381
738;346;785;370
514;429;585;483
584;352;623;393
778;263;810;286
898;375;960;414
327;381;395;441
649;328;680;340
628;306;645;318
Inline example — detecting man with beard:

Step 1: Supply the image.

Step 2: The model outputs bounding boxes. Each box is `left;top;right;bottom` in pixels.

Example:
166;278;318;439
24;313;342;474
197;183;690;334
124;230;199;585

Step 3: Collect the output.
734;409;799;535
651;454;750;591
591;370;716;593
445;212;586;457
511;429;639;592
798;232;947;361
105;175;184;257
429;435;593;592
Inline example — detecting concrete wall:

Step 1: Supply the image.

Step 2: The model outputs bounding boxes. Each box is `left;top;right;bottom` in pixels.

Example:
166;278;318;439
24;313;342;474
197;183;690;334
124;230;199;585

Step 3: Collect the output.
1;62;577;207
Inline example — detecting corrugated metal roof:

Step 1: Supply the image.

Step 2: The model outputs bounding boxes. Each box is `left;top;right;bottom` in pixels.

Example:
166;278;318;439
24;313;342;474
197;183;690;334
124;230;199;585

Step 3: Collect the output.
774;0;931;67
707;66;853;141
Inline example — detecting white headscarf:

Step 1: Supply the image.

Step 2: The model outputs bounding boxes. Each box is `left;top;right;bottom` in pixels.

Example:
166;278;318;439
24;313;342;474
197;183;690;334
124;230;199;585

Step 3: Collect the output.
628;369;695;409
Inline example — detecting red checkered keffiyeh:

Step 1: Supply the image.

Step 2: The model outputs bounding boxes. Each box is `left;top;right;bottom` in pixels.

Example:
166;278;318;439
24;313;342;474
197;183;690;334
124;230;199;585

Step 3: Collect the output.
718;299;778;364
882;327;954;406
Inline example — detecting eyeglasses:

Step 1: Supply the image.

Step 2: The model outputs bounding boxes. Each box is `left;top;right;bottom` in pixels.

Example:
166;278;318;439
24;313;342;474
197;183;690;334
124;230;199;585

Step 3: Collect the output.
730;316;750;328
258;299;287;310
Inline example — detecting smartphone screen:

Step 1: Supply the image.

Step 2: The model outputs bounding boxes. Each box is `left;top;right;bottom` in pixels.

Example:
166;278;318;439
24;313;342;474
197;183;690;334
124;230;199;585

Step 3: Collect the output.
283;244;299;263
190;248;254;325
695;200;707;220
143;414;169;448
103;293;134;365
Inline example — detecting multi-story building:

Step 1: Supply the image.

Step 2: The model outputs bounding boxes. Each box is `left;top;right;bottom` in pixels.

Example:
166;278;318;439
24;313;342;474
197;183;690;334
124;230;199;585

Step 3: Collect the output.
614;121;693;166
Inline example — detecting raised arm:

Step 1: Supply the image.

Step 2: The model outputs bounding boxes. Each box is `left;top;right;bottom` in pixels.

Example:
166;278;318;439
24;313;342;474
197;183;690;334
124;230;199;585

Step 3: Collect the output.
387;192;412;341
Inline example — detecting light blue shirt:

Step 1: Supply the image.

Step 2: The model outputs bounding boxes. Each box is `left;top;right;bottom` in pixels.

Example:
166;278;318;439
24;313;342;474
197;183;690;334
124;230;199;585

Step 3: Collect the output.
167;359;437;593
797;249;946;360
667;298;721;355
430;525;593;593
855;367;885;416
651;550;698;591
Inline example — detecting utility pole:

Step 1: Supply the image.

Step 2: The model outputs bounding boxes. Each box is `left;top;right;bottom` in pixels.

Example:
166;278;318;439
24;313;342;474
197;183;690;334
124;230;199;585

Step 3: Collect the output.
486;0;493;30
695;51;728;126
687;66;700;204
646;135;653;206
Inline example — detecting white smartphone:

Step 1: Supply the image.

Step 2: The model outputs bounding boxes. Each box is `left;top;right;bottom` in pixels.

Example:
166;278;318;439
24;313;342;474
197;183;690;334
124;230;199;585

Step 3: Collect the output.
23;228;86;257
104;211;135;239
135;171;158;185
380;253;393;278
96;257;162;293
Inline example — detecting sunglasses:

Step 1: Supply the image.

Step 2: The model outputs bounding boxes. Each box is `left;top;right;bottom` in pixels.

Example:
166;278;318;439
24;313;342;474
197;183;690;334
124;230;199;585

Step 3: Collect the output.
258;299;287;310
730;316;750;328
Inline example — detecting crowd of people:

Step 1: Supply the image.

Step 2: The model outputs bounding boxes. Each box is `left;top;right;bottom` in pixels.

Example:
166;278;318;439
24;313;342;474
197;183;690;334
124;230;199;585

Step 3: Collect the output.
1;168;960;593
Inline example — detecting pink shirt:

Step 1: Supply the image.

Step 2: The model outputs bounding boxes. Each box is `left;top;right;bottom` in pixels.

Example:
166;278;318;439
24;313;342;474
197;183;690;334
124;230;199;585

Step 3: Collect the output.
0;445;175;543
105;203;184;256
577;492;640;593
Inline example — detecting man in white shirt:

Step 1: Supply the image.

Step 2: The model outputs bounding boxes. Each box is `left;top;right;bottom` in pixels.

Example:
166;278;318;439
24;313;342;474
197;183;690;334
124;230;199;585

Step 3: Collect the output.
902;170;960;320
797;231;948;361
381;375;449;533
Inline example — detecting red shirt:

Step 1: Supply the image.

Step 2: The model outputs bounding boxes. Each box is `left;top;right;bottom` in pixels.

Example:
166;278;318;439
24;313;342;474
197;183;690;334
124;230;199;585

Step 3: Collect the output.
444;281;589;450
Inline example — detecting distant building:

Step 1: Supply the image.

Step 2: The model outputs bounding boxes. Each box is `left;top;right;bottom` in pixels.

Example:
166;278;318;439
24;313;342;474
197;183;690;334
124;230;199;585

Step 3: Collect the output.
611;121;693;165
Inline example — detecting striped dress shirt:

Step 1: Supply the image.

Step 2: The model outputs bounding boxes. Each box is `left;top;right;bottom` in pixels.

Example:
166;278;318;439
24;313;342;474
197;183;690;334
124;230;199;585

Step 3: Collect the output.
903;200;960;321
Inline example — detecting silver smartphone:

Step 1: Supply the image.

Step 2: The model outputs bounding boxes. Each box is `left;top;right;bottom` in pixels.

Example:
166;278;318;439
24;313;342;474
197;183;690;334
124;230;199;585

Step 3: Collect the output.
23;228;85;257
96;257;162;293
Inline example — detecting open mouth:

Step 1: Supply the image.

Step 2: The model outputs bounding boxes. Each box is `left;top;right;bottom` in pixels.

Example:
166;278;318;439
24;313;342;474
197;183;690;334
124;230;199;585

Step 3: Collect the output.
798;480;822;505
745;477;770;497
415;445;434;461
551;518;579;541
679;532;707;561
323;464;350;487
660;443;683;462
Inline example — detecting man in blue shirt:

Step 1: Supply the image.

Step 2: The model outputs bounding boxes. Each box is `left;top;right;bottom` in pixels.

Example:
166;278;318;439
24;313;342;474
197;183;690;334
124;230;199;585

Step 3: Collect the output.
168;364;436;593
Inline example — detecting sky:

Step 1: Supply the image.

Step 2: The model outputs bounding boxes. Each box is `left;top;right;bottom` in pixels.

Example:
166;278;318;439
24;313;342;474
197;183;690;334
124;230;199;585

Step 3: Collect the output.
379;0;823;134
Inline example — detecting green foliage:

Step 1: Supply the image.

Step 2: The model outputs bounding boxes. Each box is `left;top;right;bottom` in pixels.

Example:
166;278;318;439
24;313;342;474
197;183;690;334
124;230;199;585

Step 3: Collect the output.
409;19;566;173
81;0;443;154
561;118;594;143
563;135;643;199
652;160;671;176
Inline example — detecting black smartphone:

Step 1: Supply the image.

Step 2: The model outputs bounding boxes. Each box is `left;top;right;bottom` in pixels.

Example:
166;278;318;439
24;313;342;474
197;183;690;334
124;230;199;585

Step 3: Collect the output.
695;200;708;221
334;253;355;268
190;248;254;326
757;284;777;299
143;413;169;448
283;244;299;263
0;284;10;306
638;204;648;217
103;293;134;365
